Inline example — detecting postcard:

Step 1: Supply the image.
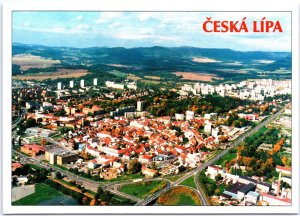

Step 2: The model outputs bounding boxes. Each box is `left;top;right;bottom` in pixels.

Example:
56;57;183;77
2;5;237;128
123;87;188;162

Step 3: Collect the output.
1;0;299;215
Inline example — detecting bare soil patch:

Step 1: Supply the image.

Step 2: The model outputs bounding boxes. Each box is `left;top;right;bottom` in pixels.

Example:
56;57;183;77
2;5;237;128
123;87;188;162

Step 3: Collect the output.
12;54;60;70
174;72;223;81
192;57;221;63
13;69;89;81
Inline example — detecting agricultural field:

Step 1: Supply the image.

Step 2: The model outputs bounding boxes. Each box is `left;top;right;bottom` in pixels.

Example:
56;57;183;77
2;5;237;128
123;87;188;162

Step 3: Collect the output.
12;69;89;81
156;186;201;206
144;76;161;80
192;57;221;63
12;54;60;70
174;72;223;81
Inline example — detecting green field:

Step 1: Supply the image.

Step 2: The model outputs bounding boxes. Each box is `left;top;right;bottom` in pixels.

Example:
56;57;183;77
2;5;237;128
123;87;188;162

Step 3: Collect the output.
120;181;167;199
109;71;127;78
12;183;62;205
213;152;237;167
179;176;197;189
156;186;201;206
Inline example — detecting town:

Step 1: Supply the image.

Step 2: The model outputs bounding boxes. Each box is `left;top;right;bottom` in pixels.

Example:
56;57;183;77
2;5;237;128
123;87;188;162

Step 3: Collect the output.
11;78;292;206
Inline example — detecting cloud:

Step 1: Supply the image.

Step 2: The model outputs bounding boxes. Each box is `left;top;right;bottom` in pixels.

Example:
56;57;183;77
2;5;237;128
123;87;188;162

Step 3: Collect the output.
108;22;121;29
138;12;153;21
76;15;83;21
95;19;107;24
76;24;91;30
113;32;179;42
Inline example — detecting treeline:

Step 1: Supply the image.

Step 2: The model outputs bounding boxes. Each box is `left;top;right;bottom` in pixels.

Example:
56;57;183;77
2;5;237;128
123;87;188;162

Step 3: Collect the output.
45;178;90;205
12;164;50;186
148;94;251;117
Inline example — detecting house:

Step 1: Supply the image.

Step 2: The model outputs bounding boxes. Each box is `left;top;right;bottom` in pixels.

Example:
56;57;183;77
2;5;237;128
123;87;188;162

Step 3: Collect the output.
16;176;28;185
245;191;260;204
141;166;158;178
12;162;23;171
101;168;118;180
20;144;45;156
205;165;224;180
276;166;291;176
256;181;271;193
260;193;292;206
138;154;154;164
87;159;98;169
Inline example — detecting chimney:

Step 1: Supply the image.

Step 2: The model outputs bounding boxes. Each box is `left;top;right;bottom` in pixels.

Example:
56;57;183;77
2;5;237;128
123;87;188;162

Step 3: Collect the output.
277;172;282;196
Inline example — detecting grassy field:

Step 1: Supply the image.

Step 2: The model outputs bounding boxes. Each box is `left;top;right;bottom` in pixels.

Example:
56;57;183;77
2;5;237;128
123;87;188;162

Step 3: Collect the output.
120;181;167;199
179;176;197;189
141;80;161;84
12;183;62;205
213;152;237;167
109;70;127;78
157;186;201;206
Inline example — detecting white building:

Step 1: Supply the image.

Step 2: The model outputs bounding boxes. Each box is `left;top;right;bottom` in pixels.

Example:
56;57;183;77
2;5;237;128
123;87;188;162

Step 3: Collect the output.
70;80;74;88
57;82;62;90
137;101;144;112
245;191;260;204
93;78;97;86
80;79;85;88
204;123;212;134
186;110;195;121
175;113;185;121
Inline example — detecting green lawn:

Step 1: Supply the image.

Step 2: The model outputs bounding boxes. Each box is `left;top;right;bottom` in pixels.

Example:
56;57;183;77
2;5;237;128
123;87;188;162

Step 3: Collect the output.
213;152;236;167
156;186;201;206
179;176;197;189
120;181;167;199
173;194;198;205
12;183;62;205
28;164;43;170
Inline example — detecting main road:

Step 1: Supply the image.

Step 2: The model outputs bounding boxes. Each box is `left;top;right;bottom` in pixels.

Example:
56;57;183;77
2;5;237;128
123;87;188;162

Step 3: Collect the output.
134;106;286;206
12;149;143;202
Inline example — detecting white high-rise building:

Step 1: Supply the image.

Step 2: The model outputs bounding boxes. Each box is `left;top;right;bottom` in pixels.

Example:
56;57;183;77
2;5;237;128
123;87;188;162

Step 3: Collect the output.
137;101;144;112
70;80;74;88
57;82;62;90
80;79;85;88
93;78;97;86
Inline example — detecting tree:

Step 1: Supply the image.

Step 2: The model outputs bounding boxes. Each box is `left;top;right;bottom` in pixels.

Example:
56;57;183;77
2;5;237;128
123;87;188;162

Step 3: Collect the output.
24;118;37;129
55;171;63;179
127;159;142;174
95;186;104;200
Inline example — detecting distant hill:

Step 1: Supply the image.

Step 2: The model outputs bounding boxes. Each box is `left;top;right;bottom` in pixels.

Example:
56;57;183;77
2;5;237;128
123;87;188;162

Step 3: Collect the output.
12;43;291;81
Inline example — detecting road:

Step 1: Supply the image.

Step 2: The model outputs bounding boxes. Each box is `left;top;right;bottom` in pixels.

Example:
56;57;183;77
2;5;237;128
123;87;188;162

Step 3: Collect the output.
12;150;143;202
134;107;285;206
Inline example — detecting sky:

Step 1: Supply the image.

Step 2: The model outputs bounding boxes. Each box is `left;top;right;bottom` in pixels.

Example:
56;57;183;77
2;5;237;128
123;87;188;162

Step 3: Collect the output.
13;12;291;52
